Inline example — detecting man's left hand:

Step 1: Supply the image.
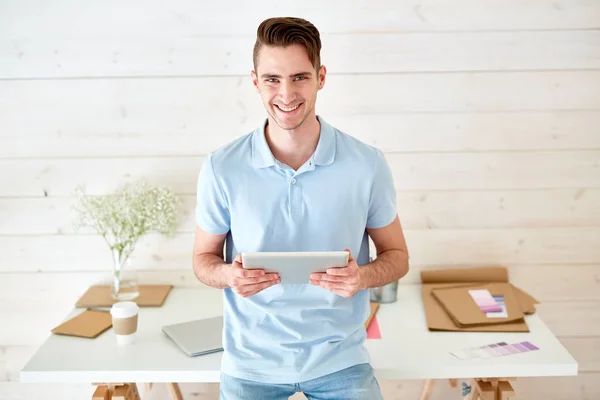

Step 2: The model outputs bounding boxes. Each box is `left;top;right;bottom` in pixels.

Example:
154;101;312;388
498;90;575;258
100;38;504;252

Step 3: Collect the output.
309;249;362;297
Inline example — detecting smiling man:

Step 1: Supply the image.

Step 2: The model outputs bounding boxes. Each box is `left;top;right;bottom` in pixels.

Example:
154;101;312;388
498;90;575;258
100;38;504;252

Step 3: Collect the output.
193;17;409;400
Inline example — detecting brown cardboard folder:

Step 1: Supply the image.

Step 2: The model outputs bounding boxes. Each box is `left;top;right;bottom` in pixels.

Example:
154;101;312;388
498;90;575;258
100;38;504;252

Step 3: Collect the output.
421;267;539;332
432;282;524;327
75;284;172;308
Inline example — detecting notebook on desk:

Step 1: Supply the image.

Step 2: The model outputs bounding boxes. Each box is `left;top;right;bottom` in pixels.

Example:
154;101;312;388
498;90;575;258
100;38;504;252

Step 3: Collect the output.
162;316;224;357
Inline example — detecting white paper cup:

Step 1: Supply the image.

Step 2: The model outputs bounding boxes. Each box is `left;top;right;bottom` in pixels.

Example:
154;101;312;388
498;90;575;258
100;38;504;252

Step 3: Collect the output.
115;332;136;345
110;301;139;345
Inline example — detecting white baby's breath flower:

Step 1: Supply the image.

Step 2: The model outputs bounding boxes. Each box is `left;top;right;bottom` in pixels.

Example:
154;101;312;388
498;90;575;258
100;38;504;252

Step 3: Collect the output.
72;180;180;262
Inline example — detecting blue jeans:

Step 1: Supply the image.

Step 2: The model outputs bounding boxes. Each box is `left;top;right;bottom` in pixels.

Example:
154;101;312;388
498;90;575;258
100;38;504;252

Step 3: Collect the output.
219;363;383;400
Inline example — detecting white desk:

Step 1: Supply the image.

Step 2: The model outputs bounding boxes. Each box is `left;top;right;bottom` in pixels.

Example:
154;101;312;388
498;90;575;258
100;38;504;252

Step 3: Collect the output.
21;285;578;397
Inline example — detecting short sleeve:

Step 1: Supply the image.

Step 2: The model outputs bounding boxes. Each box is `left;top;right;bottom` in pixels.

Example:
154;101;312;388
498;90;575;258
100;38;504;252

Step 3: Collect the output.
195;154;230;235
367;148;397;229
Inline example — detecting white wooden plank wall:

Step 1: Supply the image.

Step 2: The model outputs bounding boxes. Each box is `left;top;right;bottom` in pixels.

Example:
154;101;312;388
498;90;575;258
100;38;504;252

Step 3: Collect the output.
1;1;599;399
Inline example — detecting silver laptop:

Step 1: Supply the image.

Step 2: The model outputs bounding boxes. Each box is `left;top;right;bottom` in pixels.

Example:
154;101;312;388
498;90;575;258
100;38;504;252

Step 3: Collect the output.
162;316;224;357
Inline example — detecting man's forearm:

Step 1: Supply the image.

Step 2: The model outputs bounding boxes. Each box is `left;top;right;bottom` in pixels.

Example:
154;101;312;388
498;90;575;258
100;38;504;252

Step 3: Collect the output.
193;253;231;289
359;249;409;290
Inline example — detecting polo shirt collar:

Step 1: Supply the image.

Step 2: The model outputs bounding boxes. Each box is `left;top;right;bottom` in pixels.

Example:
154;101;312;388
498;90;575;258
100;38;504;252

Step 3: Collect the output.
252;115;336;169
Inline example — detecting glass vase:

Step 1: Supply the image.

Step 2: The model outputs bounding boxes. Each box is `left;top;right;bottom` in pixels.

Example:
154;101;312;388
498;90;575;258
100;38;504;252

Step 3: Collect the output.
111;248;140;301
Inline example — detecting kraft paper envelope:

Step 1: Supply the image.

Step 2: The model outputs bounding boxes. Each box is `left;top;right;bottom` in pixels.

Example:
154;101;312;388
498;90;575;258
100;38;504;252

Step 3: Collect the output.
511;285;539;314
51;309;112;338
420;267;538;332
431;282;525;327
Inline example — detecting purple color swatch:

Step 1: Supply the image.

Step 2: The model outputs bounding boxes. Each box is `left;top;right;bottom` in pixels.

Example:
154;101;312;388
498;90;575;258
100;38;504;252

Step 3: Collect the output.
520;341;540;351
452;340;540;360
513;343;527;352
504;344;520;354
487;295;508;318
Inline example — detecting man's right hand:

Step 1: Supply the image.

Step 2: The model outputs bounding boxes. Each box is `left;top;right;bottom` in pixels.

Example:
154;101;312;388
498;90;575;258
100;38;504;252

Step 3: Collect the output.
226;254;280;298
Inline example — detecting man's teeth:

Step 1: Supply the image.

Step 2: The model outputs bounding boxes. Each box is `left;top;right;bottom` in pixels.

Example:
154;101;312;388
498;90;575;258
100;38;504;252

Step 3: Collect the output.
277;104;300;112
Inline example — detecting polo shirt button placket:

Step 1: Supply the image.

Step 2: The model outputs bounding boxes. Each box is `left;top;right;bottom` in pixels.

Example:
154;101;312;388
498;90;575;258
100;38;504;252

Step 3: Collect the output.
288;176;302;216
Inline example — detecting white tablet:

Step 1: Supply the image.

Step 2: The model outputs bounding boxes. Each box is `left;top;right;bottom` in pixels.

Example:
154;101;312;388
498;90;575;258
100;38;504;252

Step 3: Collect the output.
241;251;349;284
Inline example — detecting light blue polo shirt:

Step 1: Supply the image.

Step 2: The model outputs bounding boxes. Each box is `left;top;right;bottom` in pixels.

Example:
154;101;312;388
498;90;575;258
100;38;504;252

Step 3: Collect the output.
195;116;397;384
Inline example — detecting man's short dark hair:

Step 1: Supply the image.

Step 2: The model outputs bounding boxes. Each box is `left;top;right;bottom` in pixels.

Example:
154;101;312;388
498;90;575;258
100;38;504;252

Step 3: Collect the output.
253;17;322;72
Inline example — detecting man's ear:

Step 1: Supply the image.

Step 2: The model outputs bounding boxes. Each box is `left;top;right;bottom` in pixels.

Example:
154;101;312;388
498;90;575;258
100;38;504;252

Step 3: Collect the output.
317;65;327;90
251;70;260;93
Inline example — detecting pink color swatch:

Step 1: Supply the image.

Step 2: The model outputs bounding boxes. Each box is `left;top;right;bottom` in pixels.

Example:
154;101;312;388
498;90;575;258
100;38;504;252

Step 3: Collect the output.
366;315;381;339
468;289;502;313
